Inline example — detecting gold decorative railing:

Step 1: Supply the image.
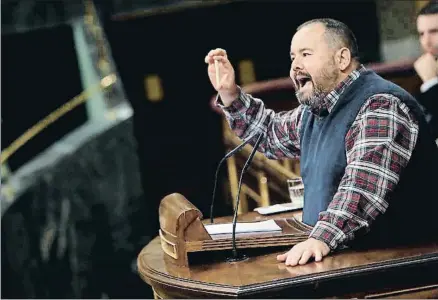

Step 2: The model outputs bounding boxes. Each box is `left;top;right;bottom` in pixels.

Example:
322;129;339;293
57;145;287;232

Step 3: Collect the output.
0;75;117;165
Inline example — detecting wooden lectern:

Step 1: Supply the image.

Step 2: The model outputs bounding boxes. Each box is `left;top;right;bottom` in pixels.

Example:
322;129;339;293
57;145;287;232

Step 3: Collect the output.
138;193;438;298
158;193;310;267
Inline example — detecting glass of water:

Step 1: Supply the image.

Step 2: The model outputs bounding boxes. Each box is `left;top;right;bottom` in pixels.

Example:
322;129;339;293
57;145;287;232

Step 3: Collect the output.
287;177;304;206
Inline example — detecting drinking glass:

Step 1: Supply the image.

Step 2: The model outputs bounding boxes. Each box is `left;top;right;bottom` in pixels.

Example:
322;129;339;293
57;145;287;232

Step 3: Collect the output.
287;177;304;206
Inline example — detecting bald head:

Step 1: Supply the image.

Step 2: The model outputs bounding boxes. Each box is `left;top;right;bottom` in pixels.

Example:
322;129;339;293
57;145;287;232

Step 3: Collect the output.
297;18;359;61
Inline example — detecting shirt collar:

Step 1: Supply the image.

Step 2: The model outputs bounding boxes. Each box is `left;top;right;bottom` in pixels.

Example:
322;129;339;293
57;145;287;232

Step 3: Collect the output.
310;64;367;116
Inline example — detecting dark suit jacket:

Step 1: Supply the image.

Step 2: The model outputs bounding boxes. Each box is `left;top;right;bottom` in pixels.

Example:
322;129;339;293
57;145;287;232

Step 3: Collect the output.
417;83;438;139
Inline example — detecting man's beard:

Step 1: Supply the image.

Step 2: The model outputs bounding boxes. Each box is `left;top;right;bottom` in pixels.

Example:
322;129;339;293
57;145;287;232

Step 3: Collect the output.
294;66;339;111
295;80;326;110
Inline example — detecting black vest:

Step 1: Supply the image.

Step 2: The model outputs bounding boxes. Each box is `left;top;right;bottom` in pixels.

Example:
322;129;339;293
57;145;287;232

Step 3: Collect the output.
299;70;438;247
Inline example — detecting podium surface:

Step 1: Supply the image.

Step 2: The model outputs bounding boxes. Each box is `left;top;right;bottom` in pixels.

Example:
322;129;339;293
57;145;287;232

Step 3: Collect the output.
138;210;438;299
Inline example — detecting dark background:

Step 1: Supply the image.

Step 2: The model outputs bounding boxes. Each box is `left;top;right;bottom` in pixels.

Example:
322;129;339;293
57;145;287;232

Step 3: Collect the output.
1;25;88;172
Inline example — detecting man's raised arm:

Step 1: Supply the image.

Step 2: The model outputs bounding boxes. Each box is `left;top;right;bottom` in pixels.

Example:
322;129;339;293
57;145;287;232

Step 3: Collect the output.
205;48;303;159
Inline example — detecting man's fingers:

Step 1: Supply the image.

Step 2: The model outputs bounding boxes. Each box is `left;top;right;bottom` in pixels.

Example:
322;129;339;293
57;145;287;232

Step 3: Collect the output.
285;249;302;266
314;250;323;262
208;48;227;57
206;55;228;67
286;254;300;266
205;55;226;65
298;250;313;265
276;251;288;261
278;239;330;267
213;55;228;62
205;49;228;64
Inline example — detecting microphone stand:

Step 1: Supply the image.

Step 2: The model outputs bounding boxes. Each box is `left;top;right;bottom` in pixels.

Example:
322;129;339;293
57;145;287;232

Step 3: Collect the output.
209;132;259;224
227;132;265;262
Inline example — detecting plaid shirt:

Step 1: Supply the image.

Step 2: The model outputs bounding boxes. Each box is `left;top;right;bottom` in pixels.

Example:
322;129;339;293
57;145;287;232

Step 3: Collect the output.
216;65;419;250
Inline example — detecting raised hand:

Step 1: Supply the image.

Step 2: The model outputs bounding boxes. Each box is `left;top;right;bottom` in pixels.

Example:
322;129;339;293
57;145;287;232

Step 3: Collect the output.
205;48;239;106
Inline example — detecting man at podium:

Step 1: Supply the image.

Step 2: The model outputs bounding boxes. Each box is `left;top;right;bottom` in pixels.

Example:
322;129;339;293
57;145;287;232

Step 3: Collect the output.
205;18;438;267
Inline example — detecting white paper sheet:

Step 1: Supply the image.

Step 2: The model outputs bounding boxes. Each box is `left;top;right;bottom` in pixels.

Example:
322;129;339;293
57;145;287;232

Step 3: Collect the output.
254;202;303;215
204;219;282;235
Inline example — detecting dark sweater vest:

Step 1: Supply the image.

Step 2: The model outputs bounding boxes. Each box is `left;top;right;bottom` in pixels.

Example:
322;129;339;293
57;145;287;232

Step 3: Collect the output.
299;70;438;247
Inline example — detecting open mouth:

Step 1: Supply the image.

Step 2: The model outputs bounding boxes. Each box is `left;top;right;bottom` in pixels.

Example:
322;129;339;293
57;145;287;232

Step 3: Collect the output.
296;76;312;89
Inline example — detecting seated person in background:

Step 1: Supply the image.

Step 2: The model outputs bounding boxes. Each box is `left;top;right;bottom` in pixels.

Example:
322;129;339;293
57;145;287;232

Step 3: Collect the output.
205;18;438;267
414;0;438;138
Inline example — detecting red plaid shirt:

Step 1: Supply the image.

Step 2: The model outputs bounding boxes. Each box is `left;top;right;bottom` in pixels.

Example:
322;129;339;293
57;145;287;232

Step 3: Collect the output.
216;65;419;250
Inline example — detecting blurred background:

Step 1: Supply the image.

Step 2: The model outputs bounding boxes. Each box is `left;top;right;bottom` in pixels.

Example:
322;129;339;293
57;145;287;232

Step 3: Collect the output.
0;0;431;298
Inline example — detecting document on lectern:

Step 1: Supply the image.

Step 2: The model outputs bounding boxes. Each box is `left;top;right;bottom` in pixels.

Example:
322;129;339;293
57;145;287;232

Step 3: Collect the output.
204;219;282;235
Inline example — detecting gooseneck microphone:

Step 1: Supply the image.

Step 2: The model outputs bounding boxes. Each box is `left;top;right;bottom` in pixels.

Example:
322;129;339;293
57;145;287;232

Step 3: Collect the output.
209;132;261;224
228;131;265;262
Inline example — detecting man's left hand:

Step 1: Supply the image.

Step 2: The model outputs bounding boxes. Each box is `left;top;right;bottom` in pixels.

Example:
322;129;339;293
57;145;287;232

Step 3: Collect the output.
276;238;330;266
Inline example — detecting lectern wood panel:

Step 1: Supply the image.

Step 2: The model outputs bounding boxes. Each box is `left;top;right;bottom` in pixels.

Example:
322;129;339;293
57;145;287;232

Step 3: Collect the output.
158;193;311;267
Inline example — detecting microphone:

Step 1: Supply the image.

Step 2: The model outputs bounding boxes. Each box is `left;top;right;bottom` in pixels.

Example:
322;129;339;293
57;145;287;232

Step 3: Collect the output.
228;131;265;262
209;132;260;224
